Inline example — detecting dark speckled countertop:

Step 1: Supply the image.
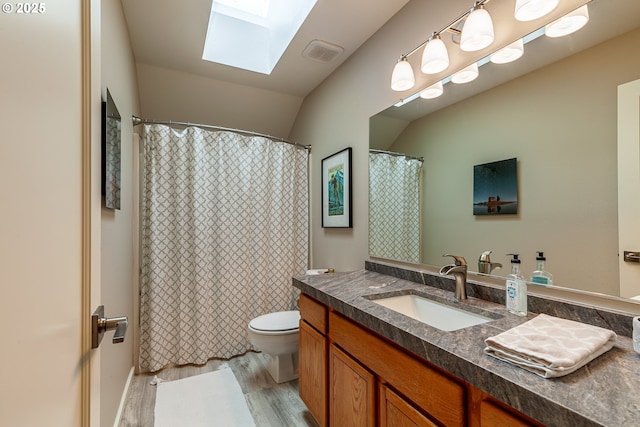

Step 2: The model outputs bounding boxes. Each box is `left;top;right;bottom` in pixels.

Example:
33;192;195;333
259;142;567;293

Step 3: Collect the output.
293;267;640;427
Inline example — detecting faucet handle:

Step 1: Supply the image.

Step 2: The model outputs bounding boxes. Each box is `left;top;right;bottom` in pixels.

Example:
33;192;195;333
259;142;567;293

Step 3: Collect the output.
478;250;492;262
443;254;467;266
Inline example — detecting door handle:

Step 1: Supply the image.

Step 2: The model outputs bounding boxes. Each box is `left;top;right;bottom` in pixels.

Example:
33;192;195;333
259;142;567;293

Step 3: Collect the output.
91;305;128;349
624;251;640;263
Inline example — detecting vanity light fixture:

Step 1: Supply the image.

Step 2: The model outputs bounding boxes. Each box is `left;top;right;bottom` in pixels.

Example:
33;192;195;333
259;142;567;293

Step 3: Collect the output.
460;5;495;52
391;57;416;91
420;81;444;99
421;35;450;74
451;62;479;84
514;0;558;22
545;4;589;37
490;38;524;64
389;0;491;91
394;12;553;106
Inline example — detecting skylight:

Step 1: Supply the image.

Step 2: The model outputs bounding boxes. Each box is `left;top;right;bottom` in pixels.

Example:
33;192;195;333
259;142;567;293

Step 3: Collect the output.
202;0;317;75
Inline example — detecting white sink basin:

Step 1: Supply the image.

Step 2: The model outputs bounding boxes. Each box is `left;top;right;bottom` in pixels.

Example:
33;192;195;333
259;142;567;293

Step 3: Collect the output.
371;294;493;332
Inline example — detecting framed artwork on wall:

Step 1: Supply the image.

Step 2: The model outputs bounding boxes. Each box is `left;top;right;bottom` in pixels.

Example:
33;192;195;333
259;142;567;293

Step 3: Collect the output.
322;147;352;228
473;157;518;215
101;88;122;210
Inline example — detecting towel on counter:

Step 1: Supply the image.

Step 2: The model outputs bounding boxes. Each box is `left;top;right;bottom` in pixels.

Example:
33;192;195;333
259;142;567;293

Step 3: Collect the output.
484;314;616;378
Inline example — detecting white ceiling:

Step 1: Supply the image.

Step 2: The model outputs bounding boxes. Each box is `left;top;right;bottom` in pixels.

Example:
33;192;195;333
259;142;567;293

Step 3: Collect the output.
121;0;411;98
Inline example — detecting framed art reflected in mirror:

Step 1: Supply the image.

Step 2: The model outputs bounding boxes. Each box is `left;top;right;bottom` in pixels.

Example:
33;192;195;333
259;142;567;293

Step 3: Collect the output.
102;88;121;210
473;158;518;216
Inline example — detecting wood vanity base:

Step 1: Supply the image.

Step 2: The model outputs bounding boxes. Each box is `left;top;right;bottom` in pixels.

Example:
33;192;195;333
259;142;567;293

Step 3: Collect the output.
298;293;543;427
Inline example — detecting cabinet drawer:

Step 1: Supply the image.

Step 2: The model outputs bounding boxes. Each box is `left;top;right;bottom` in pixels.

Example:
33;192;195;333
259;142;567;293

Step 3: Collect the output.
299;293;327;334
468;387;543;427
330;311;466;427
480;400;537;427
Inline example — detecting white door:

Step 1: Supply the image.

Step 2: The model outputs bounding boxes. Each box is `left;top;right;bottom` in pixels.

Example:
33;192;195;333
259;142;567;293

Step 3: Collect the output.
618;79;640;298
0;1;101;426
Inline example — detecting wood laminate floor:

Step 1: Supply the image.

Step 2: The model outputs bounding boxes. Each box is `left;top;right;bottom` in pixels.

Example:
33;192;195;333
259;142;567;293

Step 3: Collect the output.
118;351;319;427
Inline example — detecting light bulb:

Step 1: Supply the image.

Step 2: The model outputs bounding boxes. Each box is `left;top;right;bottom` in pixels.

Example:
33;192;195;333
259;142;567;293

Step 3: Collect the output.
490;39;524;64
420;81;443;99
452;63;479;84
545;5;589;38
391;58;415;91
460;7;494;52
514;0;558;22
421;36;449;74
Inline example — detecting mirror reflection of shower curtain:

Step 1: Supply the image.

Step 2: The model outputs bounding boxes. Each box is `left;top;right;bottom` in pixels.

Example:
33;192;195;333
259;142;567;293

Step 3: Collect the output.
139;124;309;372
369;152;422;263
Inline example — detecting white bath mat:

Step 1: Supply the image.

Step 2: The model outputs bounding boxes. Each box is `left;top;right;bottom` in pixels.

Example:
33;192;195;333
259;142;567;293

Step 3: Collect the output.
154;366;256;427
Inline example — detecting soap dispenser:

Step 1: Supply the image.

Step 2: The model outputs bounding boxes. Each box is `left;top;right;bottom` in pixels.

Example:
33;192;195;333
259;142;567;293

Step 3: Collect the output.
531;251;553;286
506;254;527;316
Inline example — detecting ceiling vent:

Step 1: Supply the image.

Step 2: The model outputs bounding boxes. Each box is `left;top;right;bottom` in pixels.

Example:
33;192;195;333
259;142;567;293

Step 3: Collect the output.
302;40;344;63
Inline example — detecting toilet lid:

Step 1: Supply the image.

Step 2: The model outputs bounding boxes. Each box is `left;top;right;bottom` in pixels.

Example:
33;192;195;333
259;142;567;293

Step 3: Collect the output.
249;310;300;332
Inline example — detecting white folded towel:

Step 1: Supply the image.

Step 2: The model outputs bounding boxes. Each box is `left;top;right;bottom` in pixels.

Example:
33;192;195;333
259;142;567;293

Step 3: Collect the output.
484;314;617;378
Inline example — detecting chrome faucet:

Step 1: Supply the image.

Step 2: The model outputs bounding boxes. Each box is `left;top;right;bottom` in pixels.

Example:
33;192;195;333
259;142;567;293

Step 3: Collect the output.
478;250;502;275
439;254;468;301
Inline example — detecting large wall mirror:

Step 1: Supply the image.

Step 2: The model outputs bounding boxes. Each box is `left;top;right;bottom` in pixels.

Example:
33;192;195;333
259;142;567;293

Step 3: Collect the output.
369;0;640;300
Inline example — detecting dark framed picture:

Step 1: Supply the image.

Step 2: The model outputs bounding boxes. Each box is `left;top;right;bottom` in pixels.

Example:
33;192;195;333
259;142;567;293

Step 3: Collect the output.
322;147;352;228
102;88;122;210
473;157;518;215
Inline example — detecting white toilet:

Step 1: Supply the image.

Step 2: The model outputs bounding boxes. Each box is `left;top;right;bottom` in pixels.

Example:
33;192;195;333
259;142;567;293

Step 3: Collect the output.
248;310;300;383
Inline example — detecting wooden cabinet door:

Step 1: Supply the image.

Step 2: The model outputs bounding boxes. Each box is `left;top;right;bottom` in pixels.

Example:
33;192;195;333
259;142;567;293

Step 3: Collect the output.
379;383;438;427
330;344;376;427
299;320;328;427
330;311;466;427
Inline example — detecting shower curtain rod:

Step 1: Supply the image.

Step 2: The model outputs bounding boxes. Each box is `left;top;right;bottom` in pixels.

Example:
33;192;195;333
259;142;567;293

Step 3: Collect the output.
132;115;311;151
369;149;423;162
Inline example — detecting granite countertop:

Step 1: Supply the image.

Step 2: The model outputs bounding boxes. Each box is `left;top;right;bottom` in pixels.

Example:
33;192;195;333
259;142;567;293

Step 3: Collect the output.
293;269;640;427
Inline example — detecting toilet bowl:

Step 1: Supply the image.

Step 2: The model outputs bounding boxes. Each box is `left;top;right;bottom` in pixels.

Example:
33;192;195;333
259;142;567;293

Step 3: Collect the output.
248;310;300;383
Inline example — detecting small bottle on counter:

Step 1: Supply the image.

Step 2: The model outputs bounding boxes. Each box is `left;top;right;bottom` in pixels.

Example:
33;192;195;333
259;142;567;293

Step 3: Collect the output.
506;254;527;316
530;251;553;286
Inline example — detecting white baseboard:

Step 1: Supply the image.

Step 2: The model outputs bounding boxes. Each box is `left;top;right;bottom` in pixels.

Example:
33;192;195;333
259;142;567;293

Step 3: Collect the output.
113;367;135;427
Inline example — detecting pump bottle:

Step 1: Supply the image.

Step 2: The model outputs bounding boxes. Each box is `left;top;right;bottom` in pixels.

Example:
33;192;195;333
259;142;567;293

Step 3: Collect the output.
530;251;553;286
506;254;527;316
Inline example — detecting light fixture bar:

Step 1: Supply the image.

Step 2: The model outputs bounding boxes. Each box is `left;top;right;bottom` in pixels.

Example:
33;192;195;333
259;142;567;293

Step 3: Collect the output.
397;0;491;61
395;27;546;107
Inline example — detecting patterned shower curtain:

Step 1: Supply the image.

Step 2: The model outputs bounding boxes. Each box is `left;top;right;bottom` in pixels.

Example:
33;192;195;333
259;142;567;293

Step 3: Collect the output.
369;152;422;263
139;124;309;372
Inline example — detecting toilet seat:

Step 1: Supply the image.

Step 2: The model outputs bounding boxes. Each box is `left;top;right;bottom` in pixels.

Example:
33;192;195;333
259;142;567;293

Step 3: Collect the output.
249;310;300;333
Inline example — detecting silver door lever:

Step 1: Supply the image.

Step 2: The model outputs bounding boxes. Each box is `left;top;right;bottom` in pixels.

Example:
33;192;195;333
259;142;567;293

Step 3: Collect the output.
91;305;128;349
624;251;640;263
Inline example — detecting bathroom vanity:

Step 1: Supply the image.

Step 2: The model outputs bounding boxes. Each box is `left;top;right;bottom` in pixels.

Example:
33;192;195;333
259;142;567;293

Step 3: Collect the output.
294;262;640;427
